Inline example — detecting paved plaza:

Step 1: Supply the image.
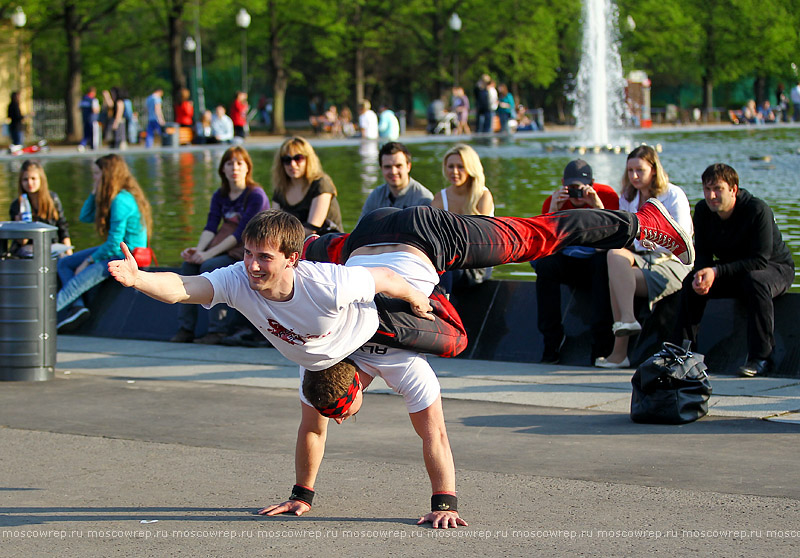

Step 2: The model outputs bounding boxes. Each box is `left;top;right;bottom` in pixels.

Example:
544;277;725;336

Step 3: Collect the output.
1;336;798;556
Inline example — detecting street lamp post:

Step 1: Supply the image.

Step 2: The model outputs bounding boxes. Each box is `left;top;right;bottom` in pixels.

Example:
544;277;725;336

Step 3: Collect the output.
448;12;462;86
192;1;206;113
11;6;26;90
183;35;206;113
236;8;251;93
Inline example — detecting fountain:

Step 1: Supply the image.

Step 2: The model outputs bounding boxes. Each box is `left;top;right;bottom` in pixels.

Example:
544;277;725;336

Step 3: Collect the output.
571;0;629;149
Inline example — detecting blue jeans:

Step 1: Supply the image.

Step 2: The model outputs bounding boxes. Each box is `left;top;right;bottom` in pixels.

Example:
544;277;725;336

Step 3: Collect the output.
497;111;510;133
177;255;238;334
477;111;493;133
57;247;110;312
145;120;162;147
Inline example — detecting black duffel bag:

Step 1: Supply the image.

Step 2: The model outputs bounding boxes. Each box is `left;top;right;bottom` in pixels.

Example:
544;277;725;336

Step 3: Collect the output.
630;341;712;424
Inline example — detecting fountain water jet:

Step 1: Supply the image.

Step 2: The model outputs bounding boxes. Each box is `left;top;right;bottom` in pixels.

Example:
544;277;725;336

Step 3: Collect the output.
571;0;629;148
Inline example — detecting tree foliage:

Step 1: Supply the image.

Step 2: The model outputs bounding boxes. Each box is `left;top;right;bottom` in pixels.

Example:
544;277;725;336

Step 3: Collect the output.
19;0;800;129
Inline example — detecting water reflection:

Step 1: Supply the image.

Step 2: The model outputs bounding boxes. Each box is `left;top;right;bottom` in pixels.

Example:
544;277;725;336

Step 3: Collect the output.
358;140;380;199
3;129;800;288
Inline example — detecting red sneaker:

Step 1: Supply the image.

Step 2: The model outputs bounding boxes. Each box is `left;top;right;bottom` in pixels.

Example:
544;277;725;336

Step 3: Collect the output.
635;199;694;265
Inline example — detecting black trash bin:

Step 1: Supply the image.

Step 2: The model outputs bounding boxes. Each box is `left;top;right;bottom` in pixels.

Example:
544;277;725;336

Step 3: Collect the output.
162;122;179;147
0;222;58;381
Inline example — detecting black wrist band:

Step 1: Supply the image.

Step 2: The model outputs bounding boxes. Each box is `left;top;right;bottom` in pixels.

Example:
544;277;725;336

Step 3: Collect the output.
289;484;315;506
302;222;321;233
431;493;457;512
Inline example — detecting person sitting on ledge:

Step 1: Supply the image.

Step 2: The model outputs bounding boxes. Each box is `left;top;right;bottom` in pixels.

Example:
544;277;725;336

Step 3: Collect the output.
58;154;152;332
673;163;794;377
171;146;270;345
594;145;693;369
533;159;619;364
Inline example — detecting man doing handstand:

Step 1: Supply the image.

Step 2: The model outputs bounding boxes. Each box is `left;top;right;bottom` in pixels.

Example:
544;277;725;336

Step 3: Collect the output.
259;242;468;527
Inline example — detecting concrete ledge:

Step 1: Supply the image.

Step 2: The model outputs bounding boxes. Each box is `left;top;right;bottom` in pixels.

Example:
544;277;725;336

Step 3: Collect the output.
74;274;800;378
450;280;800;378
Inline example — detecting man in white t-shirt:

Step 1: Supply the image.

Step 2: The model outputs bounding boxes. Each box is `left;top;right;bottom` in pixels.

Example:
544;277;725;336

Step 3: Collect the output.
358;99;379;139
259;247;467;528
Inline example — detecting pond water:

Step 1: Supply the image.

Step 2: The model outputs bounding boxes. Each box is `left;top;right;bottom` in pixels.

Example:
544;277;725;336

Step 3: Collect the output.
2;127;799;287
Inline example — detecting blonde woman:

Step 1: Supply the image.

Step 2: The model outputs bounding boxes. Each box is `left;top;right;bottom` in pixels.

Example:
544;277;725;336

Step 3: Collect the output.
271;136;343;237
595;145;693;368
432;144;494;291
56;154;153;331
433;144;494;216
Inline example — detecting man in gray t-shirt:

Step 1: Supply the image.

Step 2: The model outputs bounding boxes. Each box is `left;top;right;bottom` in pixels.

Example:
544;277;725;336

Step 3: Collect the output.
359;142;433;221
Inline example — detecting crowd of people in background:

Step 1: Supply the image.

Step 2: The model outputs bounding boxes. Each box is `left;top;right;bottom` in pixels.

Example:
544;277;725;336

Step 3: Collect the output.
5;128;787;382
65;86;255;151
10;76;800;152
303;74;538;141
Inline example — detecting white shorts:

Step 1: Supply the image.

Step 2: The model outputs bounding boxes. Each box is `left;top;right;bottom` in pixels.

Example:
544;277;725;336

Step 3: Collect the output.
299;343;440;414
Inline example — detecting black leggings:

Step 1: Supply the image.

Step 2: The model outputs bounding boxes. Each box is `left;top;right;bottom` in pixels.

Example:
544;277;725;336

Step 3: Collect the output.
305;206;639;358
306;205;638;270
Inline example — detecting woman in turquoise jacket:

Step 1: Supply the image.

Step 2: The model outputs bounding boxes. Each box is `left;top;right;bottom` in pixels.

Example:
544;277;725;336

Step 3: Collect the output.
56;154;153;331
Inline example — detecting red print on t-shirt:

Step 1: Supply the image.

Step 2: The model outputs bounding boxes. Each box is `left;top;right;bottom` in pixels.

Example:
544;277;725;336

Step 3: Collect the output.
266;319;330;346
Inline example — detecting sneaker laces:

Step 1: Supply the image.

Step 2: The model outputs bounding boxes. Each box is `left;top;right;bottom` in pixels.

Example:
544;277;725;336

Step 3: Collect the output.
640;228;681;253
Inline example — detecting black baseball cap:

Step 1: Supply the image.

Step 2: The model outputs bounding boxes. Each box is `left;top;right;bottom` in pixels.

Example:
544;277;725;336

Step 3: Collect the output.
563;159;593;185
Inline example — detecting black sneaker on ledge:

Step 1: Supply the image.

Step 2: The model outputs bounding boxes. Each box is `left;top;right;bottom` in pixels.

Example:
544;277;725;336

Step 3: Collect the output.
635;198;694;266
170;328;195;343
57;307;90;333
193;332;227;345
540;334;566;364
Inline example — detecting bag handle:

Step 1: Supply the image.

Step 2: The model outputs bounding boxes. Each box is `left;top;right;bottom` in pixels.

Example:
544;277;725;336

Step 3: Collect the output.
660;341;691;363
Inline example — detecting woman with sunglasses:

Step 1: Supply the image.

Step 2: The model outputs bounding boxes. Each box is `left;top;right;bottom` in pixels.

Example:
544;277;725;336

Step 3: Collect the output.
271;136;343;237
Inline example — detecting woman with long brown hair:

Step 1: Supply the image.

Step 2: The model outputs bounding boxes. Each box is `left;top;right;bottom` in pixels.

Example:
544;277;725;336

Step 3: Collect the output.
171;145;270;344
10;160;72;256
56;154;153;331
271;136;343;237
594;145;693;368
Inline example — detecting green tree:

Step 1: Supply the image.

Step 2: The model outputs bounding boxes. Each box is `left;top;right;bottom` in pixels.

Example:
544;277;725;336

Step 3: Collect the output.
24;0;124;140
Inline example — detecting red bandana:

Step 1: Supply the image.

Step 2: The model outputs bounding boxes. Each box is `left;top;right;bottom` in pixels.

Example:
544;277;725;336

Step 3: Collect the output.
317;371;361;418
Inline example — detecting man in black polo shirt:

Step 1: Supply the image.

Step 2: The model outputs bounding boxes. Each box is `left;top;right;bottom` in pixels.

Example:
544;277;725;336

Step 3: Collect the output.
677;163;794;377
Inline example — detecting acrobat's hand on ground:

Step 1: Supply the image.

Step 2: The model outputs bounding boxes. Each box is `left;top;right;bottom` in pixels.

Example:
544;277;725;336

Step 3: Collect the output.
409;291;435;321
257;500;310;517
107;242;139;287
417;511;468;529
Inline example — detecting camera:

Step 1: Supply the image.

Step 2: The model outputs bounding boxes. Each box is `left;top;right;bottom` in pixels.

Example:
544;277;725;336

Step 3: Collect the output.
568;185;584;198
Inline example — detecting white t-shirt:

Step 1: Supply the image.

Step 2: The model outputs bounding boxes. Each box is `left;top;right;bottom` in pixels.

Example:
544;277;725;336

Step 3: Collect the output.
359;110;379;139
620;183;693;259
298;250;441;413
202;261;379;371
